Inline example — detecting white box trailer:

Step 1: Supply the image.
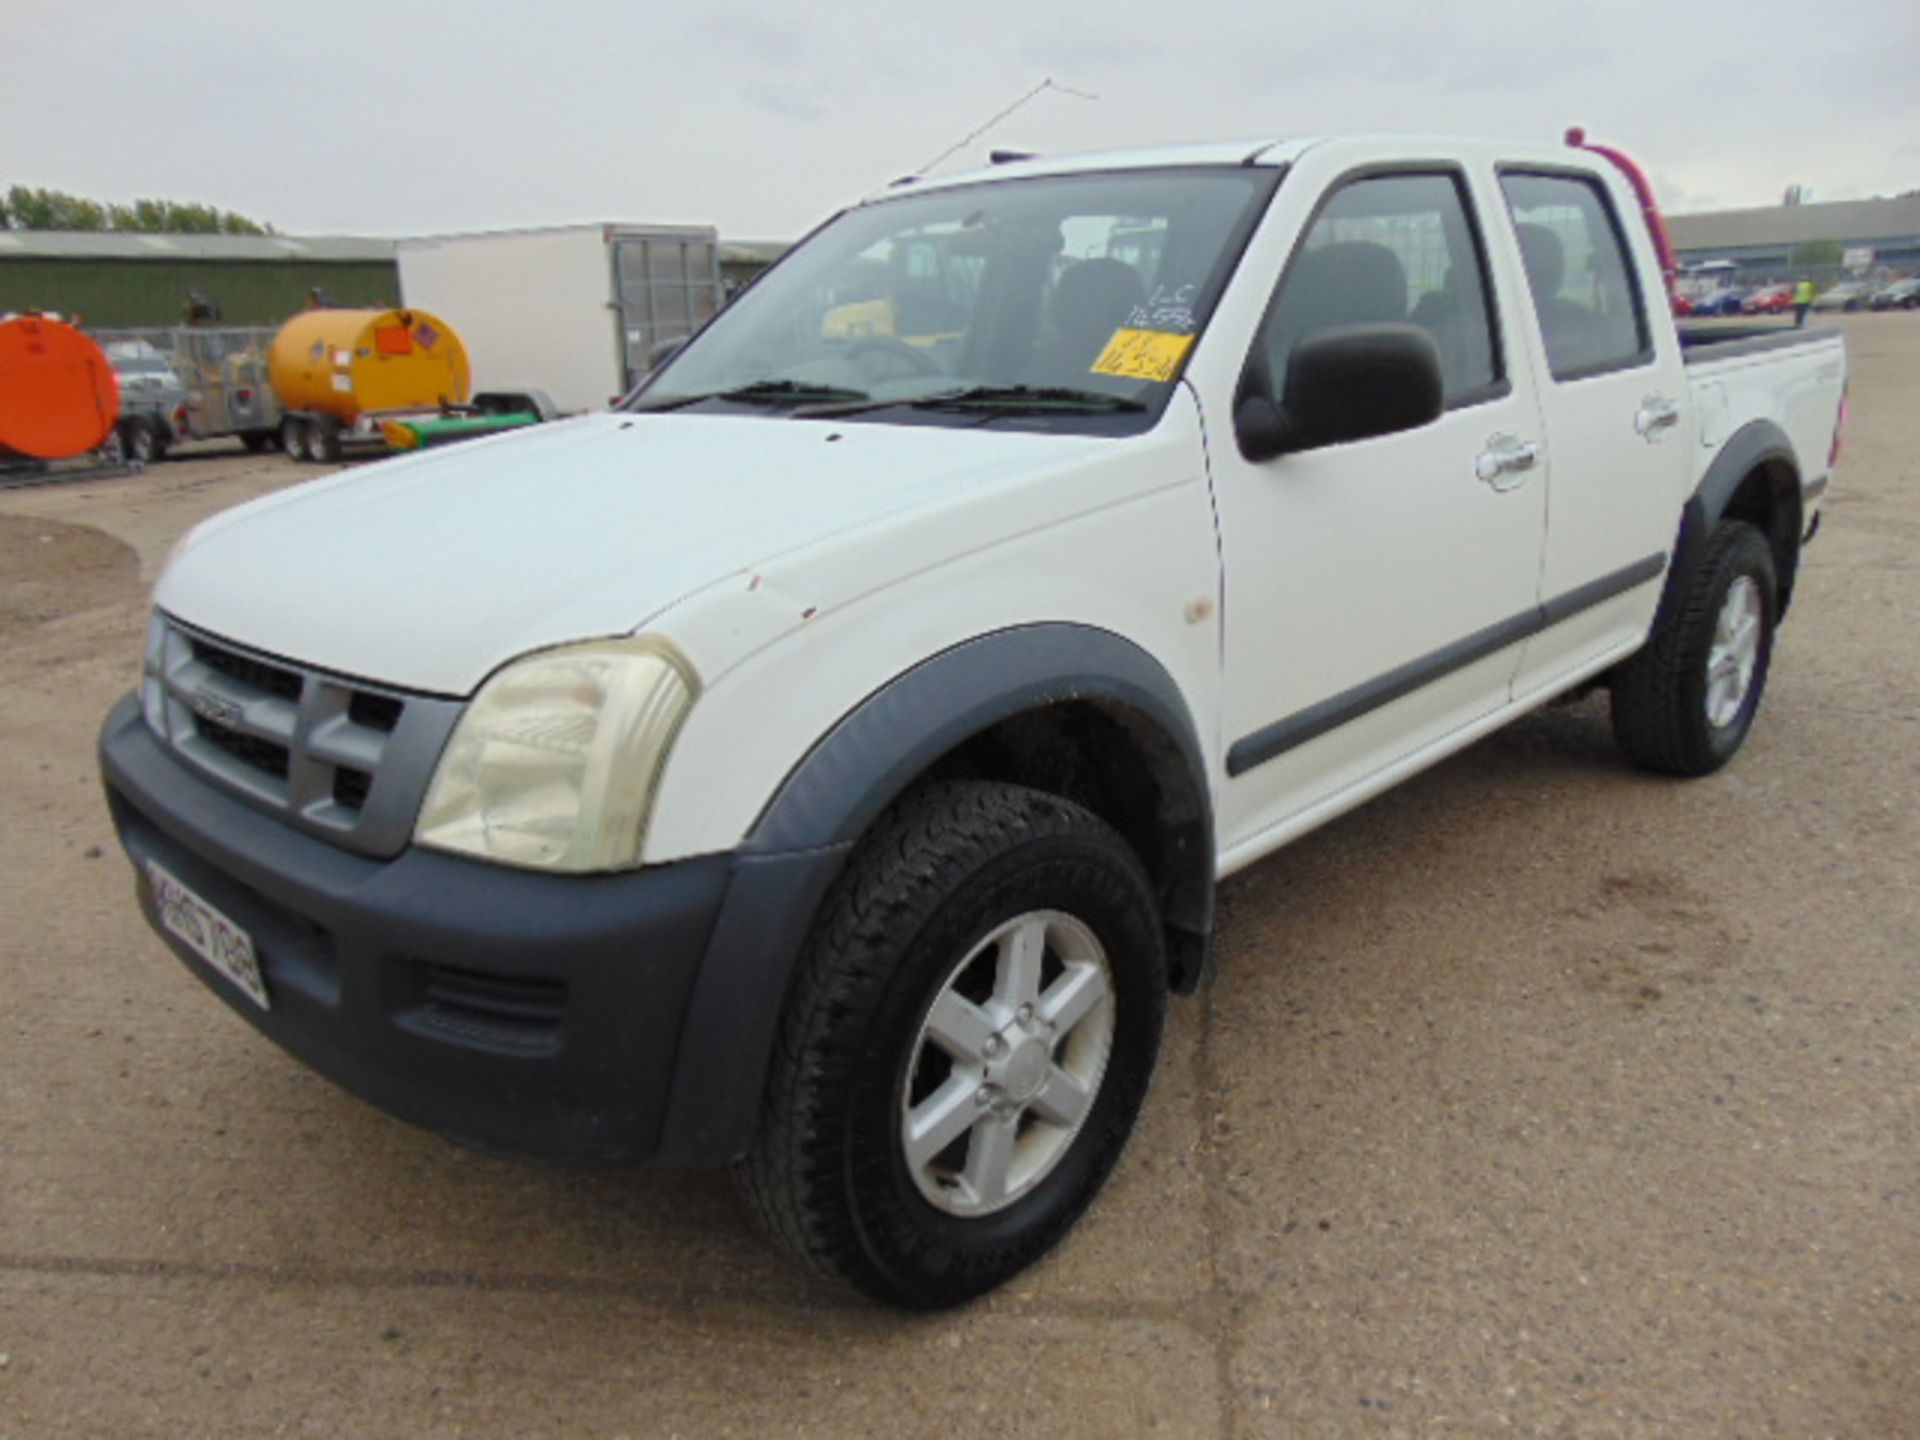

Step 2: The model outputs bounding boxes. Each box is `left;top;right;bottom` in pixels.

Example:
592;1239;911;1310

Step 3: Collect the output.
395;223;724;414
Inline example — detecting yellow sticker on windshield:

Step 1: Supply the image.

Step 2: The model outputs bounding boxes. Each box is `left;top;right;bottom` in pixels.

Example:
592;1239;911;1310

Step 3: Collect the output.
1090;328;1196;383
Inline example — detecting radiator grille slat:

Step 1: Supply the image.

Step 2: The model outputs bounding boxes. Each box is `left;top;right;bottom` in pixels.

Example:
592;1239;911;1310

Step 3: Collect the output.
193;715;292;779
192;639;302;701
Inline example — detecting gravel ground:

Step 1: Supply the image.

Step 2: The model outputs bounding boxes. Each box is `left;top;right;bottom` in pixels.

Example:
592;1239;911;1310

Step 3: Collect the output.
2;316;1915;1438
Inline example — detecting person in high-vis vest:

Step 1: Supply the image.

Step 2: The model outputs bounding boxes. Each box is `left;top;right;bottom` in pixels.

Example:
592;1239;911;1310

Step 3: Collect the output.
1794;277;1815;327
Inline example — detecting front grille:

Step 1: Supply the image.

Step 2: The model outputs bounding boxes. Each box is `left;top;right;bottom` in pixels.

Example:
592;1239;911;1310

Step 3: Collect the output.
349;691;403;732
194;714;291;778
193;639;302;701
143;614;464;858
407;960;566;1053
333;767;373;810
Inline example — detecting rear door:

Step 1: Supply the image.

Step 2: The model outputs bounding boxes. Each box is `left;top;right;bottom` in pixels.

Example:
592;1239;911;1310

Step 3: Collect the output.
1210;164;1549;852
1493;166;1692;699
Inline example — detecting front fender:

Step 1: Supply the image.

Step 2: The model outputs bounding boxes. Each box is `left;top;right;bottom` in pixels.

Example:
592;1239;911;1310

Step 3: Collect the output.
652;623;1217;1163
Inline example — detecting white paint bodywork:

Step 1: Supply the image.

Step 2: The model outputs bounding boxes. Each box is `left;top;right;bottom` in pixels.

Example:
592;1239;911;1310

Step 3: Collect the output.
155;134;1848;876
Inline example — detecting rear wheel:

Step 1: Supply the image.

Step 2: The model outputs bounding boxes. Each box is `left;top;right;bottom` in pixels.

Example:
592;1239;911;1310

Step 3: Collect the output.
1611;520;1777;776
280;414;310;461
736;780;1166;1309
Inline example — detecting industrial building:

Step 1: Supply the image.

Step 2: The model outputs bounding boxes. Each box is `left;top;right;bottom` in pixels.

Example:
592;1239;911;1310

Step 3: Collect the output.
0;230;791;329
0;232;398;327
1668;195;1920;280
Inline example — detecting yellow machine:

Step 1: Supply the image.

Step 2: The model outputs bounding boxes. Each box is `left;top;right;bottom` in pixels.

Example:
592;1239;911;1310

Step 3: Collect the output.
269;308;471;460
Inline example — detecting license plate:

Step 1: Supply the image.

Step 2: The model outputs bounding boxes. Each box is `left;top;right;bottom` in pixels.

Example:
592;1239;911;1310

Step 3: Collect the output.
146;860;269;1010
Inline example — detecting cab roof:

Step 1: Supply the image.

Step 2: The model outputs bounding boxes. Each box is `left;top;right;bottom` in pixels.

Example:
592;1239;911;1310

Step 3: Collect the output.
868;137;1323;202
867;133;1606;203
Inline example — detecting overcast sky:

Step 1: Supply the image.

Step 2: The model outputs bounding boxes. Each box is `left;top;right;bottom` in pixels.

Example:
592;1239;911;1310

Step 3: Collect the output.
6;0;1917;240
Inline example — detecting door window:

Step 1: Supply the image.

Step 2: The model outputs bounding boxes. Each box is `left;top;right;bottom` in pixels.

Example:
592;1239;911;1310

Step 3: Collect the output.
1499;172;1649;380
1258;172;1502;406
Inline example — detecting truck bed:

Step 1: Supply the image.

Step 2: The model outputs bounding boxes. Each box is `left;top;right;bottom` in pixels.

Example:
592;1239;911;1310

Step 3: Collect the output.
1678;323;1843;365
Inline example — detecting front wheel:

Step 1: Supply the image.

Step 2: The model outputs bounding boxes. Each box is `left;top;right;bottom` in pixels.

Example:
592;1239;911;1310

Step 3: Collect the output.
736;780;1166;1308
1611;520;1778;776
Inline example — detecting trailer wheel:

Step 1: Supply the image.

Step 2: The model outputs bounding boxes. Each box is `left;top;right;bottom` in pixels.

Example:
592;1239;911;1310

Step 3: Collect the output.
118;419;157;467
241;431;274;454
280;415;310;462
309;416;343;464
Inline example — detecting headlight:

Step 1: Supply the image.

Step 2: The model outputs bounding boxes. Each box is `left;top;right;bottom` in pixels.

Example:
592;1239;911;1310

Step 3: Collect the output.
415;637;698;872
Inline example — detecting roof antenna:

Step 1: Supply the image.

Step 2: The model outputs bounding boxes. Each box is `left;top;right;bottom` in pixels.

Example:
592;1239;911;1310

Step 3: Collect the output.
911;78;1099;178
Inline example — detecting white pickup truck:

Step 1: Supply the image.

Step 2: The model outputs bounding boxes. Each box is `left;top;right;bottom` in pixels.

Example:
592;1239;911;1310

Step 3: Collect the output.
100;132;1846;1308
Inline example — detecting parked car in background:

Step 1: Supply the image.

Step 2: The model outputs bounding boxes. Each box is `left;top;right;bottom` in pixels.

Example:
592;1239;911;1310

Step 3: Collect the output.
1691;287;1752;317
1869;278;1920;311
101;339;188;464
1812;281;1872;312
1742;284;1795;315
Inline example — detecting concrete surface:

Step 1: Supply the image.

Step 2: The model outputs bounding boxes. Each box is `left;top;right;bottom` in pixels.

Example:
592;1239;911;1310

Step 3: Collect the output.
2;316;1914;1438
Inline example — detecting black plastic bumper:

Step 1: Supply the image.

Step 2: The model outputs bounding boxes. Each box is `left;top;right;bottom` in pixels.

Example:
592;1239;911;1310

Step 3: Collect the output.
99;695;848;1165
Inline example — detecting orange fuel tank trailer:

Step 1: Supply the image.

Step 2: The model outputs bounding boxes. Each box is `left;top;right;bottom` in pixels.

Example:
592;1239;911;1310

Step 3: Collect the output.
0;315;120;460
268;308;470;422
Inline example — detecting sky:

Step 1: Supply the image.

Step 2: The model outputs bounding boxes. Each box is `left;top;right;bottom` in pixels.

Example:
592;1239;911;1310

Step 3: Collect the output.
5;0;1917;241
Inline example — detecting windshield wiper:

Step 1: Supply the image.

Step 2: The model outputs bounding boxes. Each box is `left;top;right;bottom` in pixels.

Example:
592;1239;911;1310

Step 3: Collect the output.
907;385;1147;414
797;384;1148;419
634;380;873;412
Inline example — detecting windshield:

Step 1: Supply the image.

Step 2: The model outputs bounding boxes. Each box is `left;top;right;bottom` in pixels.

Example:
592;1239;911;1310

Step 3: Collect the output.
631;166;1277;433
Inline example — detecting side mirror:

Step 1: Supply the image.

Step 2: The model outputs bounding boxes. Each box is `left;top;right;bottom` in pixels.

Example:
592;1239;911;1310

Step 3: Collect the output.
1235;323;1445;462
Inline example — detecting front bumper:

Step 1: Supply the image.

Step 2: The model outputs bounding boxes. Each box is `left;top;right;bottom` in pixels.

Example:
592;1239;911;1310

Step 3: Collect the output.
99;695;846;1165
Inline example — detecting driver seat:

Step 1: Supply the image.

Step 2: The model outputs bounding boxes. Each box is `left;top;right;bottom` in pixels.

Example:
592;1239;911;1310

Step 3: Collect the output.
1028;258;1146;379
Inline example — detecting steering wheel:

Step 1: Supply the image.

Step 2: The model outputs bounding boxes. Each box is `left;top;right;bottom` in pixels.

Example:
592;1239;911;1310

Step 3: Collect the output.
844;336;944;380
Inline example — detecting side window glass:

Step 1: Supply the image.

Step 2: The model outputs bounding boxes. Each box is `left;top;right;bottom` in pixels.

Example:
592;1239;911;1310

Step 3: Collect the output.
1260;173;1500;406
1499;172;1649;379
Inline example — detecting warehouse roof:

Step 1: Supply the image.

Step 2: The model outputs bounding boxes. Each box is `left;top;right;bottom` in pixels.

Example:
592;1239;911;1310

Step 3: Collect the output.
1668;195;1920;252
0;231;396;262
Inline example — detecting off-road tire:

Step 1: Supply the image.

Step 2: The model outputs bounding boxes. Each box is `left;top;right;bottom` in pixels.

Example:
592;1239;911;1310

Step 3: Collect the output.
1611;519;1778;776
735;780;1166;1309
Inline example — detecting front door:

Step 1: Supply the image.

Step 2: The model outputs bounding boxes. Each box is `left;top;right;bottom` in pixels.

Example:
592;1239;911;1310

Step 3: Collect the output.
1212;168;1548;856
